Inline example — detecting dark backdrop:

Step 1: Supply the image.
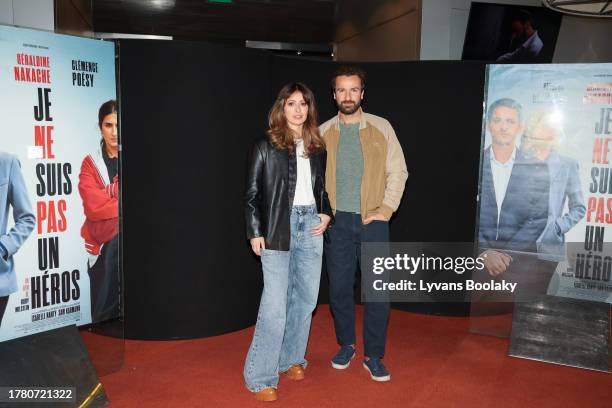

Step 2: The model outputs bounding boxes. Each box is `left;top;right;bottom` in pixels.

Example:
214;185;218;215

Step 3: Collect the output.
119;39;486;340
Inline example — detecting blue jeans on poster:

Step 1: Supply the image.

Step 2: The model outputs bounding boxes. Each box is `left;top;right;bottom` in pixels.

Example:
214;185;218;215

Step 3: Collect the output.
244;204;323;392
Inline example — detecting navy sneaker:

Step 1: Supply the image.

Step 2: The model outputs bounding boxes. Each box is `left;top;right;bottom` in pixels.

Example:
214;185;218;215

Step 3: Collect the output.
331;345;356;369
363;358;391;382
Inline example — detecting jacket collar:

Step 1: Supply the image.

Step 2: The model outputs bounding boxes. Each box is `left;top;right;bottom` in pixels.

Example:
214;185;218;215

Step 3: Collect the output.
332;107;368;131
91;143;110;185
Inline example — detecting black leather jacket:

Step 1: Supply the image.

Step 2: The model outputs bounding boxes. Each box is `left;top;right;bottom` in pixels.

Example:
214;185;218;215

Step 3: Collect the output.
245;137;333;251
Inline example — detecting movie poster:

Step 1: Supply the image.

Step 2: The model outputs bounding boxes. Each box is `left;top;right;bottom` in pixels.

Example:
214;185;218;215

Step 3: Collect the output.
478;63;612;303
0;25;118;342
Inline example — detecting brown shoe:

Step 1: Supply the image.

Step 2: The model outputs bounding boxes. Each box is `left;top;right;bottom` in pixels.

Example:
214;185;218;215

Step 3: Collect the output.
284;364;305;381
254;387;277;402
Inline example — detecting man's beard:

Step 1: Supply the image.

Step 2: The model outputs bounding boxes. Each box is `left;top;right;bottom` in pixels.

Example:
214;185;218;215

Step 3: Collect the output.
509;33;528;51
337;99;361;115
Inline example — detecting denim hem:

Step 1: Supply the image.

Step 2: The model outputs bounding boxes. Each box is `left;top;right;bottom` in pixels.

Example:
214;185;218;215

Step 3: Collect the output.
246;383;278;393
279;359;308;373
243;207;322;393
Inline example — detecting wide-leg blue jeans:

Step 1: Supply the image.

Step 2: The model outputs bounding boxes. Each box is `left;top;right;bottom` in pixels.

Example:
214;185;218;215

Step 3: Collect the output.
244;204;323;392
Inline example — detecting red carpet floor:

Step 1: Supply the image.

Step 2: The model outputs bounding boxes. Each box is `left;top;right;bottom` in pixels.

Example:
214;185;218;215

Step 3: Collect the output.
83;305;612;408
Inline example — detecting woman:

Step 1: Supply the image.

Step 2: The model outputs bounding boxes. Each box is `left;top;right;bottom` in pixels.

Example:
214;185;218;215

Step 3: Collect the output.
506;109;587;299
244;83;332;401
78;100;120;323
521;109;585;262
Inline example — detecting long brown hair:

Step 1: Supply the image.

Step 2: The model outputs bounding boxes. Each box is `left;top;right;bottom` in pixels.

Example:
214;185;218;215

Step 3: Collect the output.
267;82;325;156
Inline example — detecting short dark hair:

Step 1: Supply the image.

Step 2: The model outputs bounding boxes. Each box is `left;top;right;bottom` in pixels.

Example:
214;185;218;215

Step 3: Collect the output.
512;9;536;28
331;66;366;91
487;98;522;122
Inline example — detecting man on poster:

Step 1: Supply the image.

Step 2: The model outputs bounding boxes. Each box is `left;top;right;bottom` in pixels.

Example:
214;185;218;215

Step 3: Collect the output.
479;100;585;287
320;66;408;382
478;98;546;302
478;99;578;299
0;152;35;327
496;10;544;63
478;98;539;274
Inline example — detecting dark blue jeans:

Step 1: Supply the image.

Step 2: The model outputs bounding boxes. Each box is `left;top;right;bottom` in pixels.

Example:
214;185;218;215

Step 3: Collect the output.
325;211;390;358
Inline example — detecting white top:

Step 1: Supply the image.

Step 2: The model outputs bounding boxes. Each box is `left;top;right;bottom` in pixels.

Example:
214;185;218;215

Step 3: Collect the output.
490;147;516;224
293;139;316;205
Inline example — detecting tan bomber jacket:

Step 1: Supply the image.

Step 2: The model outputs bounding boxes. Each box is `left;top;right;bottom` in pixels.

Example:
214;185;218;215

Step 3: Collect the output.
319;109;408;222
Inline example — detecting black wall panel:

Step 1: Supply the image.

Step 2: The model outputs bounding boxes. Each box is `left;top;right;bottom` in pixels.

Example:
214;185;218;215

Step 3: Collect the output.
120;40;273;339
120;39;487;339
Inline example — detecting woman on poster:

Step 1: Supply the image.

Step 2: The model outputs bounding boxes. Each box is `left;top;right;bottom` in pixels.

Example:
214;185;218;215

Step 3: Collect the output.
78;100;120;323
244;83;332;401
520;109;586;262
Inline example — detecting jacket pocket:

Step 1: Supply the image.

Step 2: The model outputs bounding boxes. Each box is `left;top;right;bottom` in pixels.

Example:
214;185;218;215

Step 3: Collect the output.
0;253;11;273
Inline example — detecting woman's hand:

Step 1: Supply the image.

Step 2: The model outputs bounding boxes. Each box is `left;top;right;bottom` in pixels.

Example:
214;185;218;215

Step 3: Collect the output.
250;237;265;256
311;214;331;236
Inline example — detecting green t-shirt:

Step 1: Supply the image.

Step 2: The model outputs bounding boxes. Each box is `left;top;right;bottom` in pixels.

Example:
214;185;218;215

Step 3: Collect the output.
336;123;363;213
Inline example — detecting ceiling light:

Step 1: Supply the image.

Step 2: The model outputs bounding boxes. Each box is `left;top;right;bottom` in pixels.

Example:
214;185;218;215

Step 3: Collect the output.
151;0;176;10
542;0;612;18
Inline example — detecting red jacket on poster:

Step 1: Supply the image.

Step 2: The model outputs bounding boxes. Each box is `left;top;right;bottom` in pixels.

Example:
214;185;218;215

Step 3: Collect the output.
78;146;118;262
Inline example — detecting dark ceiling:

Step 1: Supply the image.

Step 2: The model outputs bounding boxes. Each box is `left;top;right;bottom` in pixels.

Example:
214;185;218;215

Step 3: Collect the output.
92;0;337;44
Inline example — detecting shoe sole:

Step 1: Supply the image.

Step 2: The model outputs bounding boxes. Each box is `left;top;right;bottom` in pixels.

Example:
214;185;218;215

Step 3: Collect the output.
254;394;277;402
284;371;304;381
254;389;278;402
331;352;355;369
362;362;391;382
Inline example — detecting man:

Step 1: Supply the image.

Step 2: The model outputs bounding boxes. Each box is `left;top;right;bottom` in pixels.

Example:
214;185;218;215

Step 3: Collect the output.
478;99;551;299
496;10;544;63
480;98;525;274
320;66;408;382
0;152;35;327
